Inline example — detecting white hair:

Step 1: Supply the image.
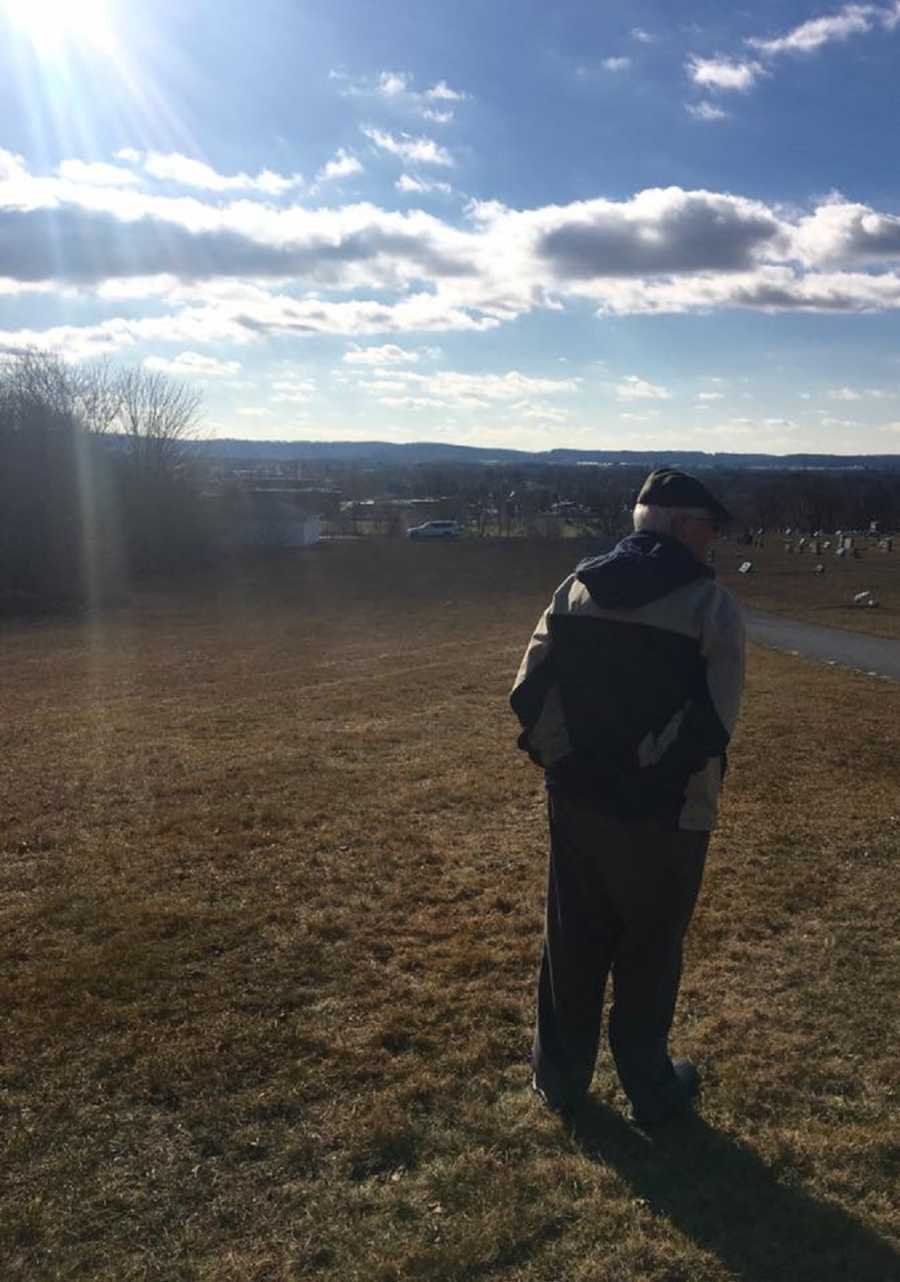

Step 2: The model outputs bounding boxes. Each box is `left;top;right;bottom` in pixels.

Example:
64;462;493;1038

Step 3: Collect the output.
633;503;713;535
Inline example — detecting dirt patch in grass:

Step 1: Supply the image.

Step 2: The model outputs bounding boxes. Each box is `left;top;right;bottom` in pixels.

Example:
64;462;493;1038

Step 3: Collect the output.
1;540;897;1281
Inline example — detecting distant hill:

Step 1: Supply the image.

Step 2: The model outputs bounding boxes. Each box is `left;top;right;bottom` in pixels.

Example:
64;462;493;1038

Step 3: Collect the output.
189;438;900;470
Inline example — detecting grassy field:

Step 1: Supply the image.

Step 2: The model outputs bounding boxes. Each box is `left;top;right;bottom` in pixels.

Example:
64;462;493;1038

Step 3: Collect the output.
714;536;899;641
331;528;900;639
2;540;898;1282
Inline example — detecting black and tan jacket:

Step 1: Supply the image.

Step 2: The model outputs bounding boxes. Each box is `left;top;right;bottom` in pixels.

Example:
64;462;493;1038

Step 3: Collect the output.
510;532;745;831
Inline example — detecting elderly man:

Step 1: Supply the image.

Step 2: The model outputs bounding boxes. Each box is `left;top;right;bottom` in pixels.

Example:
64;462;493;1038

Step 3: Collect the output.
511;469;745;1125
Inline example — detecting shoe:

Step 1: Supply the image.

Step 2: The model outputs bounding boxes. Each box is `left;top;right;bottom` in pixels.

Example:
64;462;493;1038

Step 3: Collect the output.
531;1073;581;1118
632;1058;700;1128
672;1057;700;1100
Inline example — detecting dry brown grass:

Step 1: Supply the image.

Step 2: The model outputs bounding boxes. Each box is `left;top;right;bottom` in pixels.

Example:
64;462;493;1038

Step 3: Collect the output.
2;540;898;1282
715;536;899;639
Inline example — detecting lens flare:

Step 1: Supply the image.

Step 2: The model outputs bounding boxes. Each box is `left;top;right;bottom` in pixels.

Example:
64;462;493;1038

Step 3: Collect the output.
5;0;117;57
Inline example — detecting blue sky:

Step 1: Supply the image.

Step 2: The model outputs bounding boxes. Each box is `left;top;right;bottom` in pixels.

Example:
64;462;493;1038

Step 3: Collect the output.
2;1;900;454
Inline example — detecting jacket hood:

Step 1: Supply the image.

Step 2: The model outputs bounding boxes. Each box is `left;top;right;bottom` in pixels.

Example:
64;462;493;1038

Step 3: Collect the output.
576;532;713;609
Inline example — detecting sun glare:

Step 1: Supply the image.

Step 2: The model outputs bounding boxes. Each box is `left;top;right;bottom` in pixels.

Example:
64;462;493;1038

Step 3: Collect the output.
5;0;116;56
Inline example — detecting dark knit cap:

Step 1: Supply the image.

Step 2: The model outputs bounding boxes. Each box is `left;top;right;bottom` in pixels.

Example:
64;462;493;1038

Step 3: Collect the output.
635;468;733;525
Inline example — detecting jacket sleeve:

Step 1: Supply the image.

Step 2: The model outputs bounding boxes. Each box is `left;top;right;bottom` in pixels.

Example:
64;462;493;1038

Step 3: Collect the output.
702;585;745;746
509;579;574;768
647;584;745;788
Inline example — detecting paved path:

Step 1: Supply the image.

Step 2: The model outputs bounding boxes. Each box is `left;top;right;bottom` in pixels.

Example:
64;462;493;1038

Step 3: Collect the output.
746;610;900;681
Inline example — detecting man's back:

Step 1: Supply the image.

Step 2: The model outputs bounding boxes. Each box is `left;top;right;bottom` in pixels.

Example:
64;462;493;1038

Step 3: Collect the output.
511;531;744;830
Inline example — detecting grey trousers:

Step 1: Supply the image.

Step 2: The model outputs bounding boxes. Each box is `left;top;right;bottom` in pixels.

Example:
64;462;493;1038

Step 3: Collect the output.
533;793;709;1118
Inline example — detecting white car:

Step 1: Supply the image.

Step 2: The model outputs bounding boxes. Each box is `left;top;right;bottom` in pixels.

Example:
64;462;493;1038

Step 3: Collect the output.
407;520;462;540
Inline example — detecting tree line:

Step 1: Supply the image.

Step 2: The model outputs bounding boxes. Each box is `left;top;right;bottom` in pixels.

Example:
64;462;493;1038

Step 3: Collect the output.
0;350;208;611
298;456;900;539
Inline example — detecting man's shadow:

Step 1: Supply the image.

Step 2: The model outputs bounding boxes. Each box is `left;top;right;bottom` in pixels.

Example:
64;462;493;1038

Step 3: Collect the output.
570;1100;898;1282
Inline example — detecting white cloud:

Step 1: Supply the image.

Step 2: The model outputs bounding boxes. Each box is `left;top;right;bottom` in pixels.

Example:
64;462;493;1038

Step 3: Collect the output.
358;367;580;410
395;173;452;195
747;4;879;56
315;149;363;183
603;57;631;72
420;370;580;403
141;151;303;194
696;391;725;401
333;71;467;119
344;344;421;365
13;149;900;350
512;187;787;280
690;5;900;113
0;164;480;291
792;199;900;267
377;70;412;97
0;314;241;361
615;375;671;401
675;1;900;143
631;27;655;43
366;377;410;393
574;265;900;315
426;81;466;101
0;148;29;182
216;292;502;336
518;403;571;422
828;385;895;400
335;68;415;100
57;159;138;186
143;351;241;378
686;101;728;122
377;395;445;410
361;128;453;167
687;56;766;92
235;406;272;417
270;378;315;403
0;278;55;298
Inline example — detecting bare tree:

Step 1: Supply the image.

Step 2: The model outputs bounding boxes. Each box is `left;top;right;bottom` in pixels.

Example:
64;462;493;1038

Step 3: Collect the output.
117;367;202;477
0;349;127;602
0;348;123;434
74;358;125;436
